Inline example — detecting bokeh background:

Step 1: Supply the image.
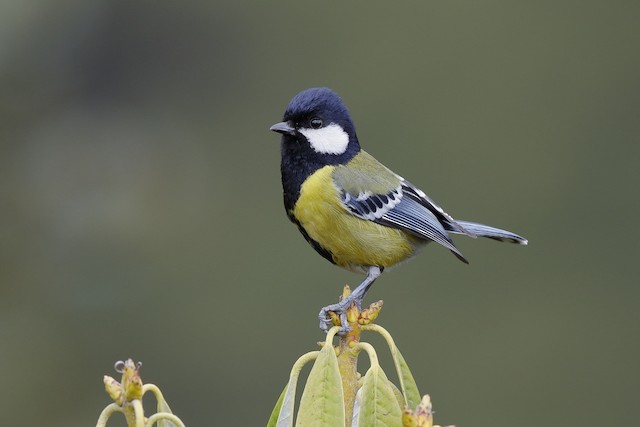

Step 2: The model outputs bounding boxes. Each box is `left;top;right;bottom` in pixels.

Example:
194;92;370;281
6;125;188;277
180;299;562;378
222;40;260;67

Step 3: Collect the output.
1;1;638;425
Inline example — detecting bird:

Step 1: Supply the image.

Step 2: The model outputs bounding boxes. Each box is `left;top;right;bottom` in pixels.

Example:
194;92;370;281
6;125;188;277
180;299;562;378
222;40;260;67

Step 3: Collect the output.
270;87;527;332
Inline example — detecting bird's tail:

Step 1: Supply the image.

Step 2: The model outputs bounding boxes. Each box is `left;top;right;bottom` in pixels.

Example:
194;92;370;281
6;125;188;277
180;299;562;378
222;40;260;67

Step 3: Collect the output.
446;220;528;245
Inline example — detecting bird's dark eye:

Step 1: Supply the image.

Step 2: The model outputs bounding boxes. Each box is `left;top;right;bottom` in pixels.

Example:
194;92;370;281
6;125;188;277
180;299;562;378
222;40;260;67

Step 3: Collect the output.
310;118;323;129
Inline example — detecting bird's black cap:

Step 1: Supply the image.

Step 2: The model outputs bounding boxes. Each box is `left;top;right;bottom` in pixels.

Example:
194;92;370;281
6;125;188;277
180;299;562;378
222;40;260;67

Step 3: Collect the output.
278;87;356;137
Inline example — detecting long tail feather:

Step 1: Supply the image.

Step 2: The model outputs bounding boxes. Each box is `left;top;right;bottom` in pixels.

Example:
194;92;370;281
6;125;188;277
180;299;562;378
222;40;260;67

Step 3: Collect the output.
447;220;528;245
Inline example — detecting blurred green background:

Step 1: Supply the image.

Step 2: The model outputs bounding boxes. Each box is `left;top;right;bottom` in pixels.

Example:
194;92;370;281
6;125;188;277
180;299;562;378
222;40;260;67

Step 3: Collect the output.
1;1;638;425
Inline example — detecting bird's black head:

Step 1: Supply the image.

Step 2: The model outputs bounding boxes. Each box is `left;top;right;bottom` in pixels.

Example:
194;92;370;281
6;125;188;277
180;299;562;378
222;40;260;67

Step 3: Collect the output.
270;87;362;211
271;87;361;167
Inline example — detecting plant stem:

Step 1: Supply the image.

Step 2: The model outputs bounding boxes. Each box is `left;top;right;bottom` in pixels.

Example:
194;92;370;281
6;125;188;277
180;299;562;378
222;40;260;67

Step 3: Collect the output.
96;403;123;427
336;322;362;425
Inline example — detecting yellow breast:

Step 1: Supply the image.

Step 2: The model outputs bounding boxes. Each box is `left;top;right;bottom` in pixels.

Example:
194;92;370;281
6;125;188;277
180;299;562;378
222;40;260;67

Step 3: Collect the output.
292;166;419;270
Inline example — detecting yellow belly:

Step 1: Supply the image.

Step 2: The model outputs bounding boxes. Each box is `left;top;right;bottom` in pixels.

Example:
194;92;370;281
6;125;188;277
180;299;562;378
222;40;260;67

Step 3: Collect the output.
293;166;419;270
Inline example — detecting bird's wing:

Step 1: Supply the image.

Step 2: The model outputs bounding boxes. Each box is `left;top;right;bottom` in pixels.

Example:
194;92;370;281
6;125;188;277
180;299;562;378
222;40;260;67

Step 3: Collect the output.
399;179;477;239
333;151;468;263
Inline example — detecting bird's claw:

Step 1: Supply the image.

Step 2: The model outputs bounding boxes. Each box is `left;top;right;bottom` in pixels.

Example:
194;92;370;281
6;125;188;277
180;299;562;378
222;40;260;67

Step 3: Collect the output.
318;307;351;335
318;310;333;333
318;299;356;334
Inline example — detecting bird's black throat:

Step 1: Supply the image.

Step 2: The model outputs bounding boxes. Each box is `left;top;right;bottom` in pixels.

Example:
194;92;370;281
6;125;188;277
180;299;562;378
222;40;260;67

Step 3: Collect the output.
280;134;360;212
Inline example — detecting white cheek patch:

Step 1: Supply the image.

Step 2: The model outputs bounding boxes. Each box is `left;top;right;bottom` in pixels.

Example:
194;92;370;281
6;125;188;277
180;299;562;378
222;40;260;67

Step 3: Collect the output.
299;123;349;155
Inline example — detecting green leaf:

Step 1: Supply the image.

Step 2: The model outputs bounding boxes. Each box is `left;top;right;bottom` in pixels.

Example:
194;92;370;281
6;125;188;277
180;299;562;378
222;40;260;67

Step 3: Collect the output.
393;348;421;409
276;370;301;427
295;345;345;427
269;351;320;427
387;380;406;411
361;324;421;408
155;395;179;427
267;384;287;427
355;365;402;427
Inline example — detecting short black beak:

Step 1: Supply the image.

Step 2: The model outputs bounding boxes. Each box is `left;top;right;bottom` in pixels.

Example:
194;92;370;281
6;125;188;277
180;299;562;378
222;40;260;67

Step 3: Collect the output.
270;121;296;136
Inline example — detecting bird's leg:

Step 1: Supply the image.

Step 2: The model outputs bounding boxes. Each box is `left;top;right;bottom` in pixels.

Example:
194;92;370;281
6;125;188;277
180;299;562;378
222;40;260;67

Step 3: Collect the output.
319;266;382;333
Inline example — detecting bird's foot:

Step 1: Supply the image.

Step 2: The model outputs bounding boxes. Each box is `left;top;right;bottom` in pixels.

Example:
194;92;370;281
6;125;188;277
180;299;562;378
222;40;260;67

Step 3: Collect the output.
318;300;352;334
318;285;383;335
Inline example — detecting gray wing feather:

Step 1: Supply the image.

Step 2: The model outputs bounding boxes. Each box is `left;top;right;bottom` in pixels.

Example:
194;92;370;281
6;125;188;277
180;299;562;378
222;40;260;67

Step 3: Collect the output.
400;180;477;238
378;197;468;263
342;187;402;220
